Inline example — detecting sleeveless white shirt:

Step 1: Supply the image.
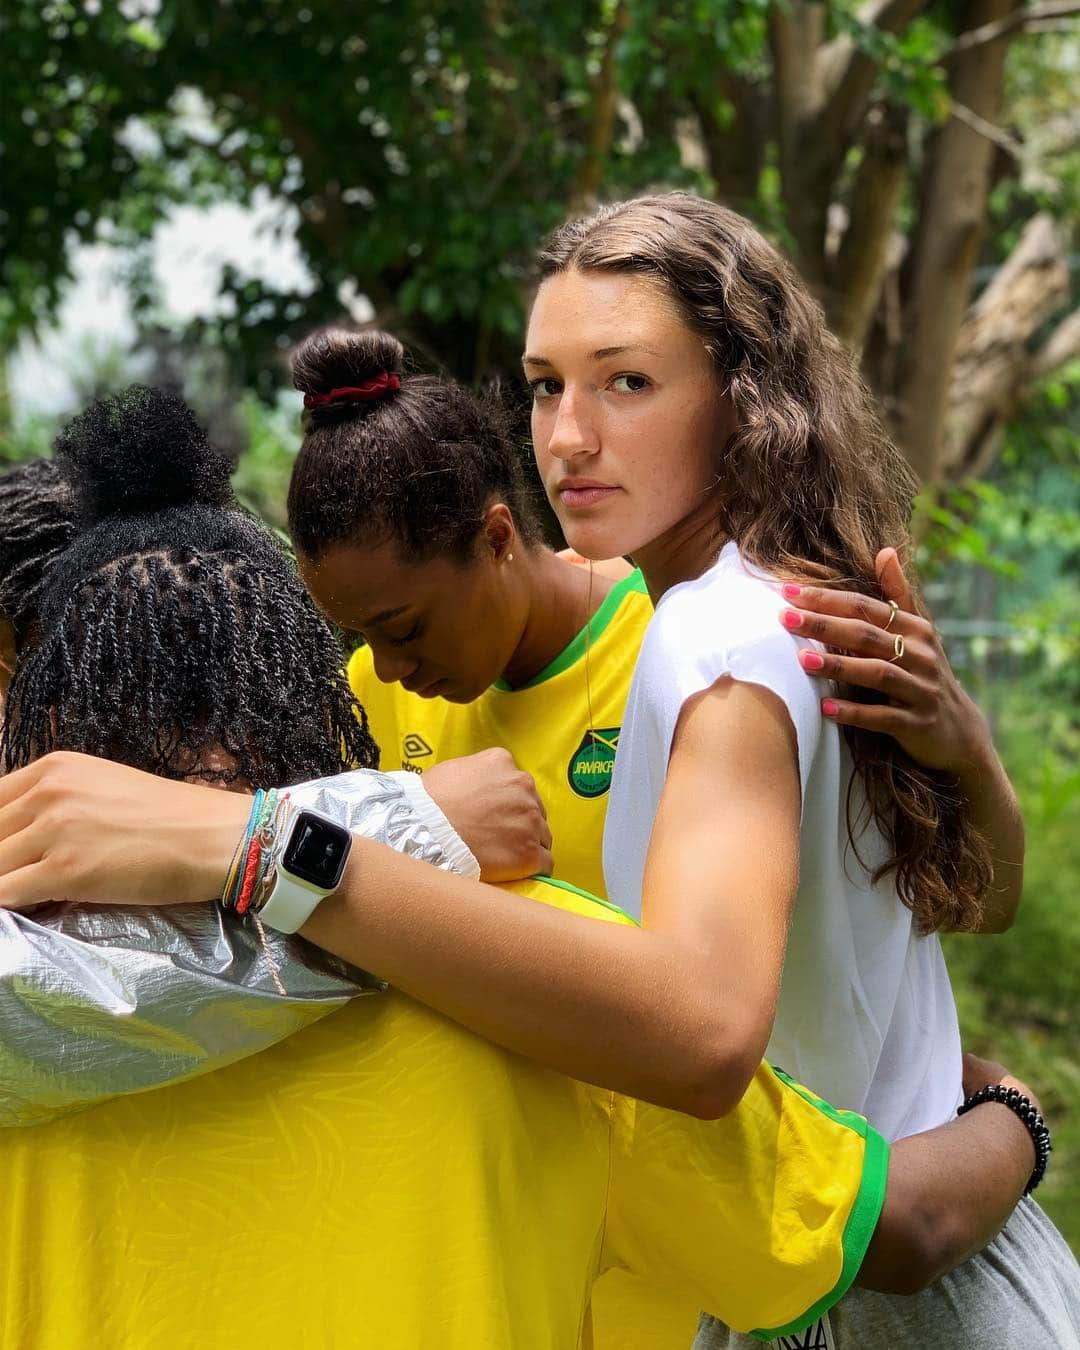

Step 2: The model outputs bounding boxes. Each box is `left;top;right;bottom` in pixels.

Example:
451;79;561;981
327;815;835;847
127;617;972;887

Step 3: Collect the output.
604;542;963;1140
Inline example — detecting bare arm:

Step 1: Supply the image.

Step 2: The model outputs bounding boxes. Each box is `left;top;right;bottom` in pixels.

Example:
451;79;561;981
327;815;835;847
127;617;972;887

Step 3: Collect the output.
859;1056;1038;1293
0;751;1042;1283
302;676;799;1116
0;679;802;1119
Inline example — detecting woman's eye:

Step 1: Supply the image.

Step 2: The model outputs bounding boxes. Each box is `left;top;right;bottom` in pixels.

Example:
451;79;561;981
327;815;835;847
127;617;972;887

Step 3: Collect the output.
611;373;650;394
529;378;561;400
388;622;421;648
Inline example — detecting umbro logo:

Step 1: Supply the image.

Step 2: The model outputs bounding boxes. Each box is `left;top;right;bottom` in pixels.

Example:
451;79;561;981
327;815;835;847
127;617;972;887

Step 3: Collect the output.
402;732;434;760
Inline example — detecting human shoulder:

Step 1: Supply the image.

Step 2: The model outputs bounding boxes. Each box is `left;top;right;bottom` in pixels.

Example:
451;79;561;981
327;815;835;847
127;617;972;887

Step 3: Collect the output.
633;545;823;786
641;544;798;673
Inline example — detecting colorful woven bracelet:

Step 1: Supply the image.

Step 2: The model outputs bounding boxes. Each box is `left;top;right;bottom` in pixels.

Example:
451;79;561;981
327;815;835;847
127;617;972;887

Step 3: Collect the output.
221;789;278;913
238;790;285;916
247;793;294;918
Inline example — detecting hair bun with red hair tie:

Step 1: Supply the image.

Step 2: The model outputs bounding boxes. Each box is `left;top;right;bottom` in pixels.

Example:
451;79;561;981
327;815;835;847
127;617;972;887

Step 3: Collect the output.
302;372;401;409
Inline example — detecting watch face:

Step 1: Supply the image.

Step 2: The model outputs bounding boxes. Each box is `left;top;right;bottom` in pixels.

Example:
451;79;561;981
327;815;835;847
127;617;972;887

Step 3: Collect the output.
282;811;352;891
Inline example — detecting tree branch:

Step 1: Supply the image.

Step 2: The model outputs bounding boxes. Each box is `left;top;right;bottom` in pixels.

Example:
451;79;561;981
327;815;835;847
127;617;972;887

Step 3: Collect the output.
818;0;930;153
570;0;631;212
1030;306;1080;381
828;102;908;349
941;0;1080;60
949;103;1025;159
689;75;768;209
942;213;1070;477
890;0;1017;481
769;1;834;281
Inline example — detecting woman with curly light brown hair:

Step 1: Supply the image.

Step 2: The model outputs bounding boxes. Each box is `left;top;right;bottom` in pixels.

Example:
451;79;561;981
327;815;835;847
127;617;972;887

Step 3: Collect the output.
525;192;1076;1348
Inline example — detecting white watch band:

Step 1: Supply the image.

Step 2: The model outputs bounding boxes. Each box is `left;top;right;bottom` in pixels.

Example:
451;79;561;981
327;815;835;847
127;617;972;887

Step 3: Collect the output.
256;872;329;935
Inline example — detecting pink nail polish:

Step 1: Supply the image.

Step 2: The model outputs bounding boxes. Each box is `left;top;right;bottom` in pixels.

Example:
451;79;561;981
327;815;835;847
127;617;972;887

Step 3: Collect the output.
782;584;801;599
782;609;802;629
822;699;839;716
801;651;825;671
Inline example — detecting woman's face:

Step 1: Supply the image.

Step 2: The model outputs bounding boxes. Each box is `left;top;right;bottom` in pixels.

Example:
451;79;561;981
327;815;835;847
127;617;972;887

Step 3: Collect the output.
525;269;731;566
299;536;523;704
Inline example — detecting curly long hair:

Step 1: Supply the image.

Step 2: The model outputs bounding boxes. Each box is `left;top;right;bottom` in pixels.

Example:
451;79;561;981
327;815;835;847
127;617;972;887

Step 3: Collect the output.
2;386;378;787
539;193;991;933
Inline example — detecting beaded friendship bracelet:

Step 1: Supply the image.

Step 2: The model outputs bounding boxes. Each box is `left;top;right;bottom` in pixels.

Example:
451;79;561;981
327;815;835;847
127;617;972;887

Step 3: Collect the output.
957;1083;1052;1195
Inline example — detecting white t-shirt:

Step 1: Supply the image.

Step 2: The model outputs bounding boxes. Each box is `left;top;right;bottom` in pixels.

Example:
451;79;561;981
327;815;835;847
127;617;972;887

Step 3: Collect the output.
604;542;963;1141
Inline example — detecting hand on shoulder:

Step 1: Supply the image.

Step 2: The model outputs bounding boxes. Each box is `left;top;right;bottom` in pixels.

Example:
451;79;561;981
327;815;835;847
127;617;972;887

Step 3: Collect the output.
778;547;993;775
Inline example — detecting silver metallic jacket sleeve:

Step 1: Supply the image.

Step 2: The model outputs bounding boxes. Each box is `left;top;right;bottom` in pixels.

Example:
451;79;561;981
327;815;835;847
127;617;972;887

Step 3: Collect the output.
0;769;472;1127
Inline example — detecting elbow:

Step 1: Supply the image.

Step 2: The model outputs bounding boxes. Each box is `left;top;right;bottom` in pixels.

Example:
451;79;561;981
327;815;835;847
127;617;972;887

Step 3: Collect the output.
672;1033;762;1121
861;1195;962;1295
880;1228;956;1296
976;882;1023;935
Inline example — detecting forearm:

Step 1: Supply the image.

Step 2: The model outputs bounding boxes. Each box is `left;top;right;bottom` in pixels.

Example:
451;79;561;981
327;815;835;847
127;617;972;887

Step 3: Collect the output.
858;1105;1033;1293
0;769;462;1127
956;735;1025;933
303;840;756;1117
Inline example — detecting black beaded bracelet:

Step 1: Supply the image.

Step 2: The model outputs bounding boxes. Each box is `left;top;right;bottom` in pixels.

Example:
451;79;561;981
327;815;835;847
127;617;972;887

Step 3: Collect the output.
957;1083;1052;1195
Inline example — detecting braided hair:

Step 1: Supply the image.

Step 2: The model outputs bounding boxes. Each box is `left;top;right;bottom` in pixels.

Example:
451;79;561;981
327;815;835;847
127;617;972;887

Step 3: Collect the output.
0;459;75;647
1;386;378;786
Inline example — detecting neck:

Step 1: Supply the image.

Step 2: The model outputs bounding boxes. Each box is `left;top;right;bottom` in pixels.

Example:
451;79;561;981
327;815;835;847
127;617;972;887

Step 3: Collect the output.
500;548;613;689
632;492;727;604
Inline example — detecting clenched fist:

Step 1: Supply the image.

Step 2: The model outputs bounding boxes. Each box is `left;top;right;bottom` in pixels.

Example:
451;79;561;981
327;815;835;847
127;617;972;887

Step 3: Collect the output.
422;749;554;882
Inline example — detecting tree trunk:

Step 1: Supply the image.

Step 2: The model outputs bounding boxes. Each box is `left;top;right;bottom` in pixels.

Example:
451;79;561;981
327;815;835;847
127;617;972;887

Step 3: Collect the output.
828;102;908;348
943;213;1071;478
890;0;1015;481
570;0;631;212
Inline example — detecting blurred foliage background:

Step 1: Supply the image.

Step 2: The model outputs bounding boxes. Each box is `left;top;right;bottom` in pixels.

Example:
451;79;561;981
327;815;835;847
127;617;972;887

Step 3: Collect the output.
1;0;1077;1245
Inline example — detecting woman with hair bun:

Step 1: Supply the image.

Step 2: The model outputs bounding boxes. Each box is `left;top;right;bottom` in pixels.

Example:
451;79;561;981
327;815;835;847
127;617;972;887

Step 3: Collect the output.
283;319;1070;1348
289;324;649;898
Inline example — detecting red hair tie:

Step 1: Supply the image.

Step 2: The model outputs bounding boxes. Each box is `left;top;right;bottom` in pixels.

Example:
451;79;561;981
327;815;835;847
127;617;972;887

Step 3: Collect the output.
303;372;401;408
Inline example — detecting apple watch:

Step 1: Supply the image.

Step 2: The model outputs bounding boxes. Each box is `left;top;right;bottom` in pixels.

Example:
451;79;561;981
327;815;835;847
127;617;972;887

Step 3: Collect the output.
255;808;353;934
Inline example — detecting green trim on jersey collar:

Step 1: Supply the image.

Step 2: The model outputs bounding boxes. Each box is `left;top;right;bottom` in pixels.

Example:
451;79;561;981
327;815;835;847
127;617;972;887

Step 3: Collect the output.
492;568;647;693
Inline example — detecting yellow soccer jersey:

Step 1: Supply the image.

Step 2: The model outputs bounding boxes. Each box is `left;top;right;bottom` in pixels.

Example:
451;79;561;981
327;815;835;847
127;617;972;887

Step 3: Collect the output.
0;877;886;1350
349;569;653;900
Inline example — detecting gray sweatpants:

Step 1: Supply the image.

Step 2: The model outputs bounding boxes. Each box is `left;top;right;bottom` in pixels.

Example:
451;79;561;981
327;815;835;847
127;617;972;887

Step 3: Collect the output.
695;1196;1080;1349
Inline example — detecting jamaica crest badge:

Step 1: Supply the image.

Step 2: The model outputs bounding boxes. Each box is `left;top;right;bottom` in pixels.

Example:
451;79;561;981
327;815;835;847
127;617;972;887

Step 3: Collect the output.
567;727;620;799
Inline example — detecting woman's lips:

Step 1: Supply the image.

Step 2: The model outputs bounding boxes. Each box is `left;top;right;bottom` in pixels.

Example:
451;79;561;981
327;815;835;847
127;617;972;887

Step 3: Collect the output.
558;484;619;509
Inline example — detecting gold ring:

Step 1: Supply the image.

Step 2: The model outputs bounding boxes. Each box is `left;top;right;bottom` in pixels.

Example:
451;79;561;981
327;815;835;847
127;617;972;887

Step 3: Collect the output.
889;633;905;664
883;599;900;632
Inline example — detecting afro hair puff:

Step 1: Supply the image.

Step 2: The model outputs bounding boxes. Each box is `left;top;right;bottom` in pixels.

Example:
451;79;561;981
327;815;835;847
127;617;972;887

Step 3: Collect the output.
54;385;234;526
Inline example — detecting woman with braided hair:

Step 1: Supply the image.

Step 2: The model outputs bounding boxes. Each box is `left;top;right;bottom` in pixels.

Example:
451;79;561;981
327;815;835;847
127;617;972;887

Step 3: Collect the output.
1;387;377;785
